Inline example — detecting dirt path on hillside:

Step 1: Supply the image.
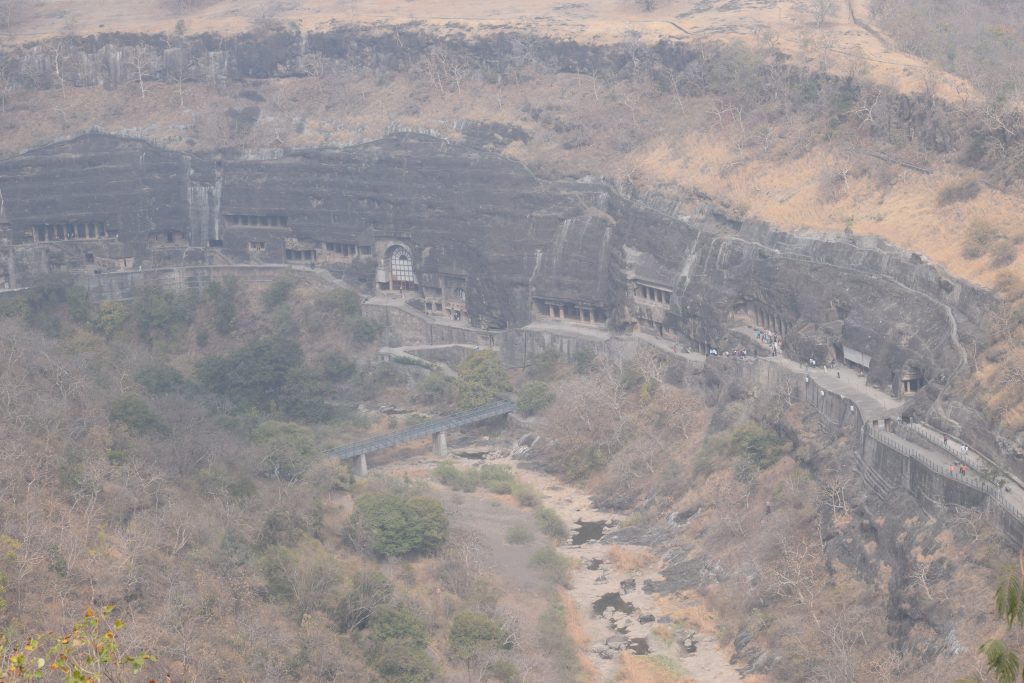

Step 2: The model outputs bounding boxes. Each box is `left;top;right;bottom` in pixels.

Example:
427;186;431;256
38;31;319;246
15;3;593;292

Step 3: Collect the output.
377;446;742;682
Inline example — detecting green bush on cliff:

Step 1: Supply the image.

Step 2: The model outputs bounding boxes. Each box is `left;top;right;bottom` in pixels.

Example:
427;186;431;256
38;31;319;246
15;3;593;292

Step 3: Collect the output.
455;350;511;409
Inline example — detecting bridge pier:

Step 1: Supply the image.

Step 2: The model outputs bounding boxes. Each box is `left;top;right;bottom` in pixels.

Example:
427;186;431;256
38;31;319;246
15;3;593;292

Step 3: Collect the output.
356;452;368;477
432;431;448;458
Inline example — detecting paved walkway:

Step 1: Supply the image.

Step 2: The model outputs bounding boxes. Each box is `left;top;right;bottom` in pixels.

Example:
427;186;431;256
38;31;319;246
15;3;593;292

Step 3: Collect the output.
631;324;1024;523
733;324;903;419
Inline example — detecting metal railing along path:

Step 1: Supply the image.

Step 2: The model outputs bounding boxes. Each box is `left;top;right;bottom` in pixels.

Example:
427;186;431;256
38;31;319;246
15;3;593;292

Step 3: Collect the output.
325;400;515;461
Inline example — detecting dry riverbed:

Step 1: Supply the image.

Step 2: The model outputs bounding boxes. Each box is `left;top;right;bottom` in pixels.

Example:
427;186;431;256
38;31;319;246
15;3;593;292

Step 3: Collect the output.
376;441;743;683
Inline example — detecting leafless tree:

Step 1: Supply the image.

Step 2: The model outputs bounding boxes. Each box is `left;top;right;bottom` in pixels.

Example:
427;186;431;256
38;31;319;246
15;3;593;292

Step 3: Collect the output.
818;476;850;516
423;45;470;96
50;40;68;100
126;45;151;99
767;536;823;615
812;0;839;28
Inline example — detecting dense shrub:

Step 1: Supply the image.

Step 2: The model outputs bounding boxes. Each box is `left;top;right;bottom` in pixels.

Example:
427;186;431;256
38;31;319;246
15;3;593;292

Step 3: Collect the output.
937;179;981;206
573;347;596;373
990;238;1018;268
517;381;555;416
511;482;540;507
134;287;195;341
195;336;303;410
349;318;381;345
346;492;448;558
435;463;516;494
435;462;479;492
91;301;127;339
315;288;361;317
416;371;454;405
534;507;568;539
455;350;511;409
370;640;438;683
135;363;189;394
526;347;562;379
252;420;317;480
370;604;429;647
448;611;509;661
261;276;296;309
257;507;312;548
528;545;571;587
727;422;790;480
273;368;335;422
321;351;356;382
108;394;168;436
505;522;535;545
207;276;240;334
22;276;91;336
561;445;612;481
962;219;1000;260
335;570;394;631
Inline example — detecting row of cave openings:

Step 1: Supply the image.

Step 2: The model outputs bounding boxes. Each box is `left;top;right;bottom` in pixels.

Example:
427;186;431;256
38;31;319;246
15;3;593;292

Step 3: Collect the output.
11;213;932;399
31;222;114;242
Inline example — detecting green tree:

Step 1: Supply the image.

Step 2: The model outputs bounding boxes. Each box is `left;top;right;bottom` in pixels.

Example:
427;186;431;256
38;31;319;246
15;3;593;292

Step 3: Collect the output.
346;492;448;558
448;611;508;662
517;381;554;416
370;640;438;683
133;287;195;342
252;420;317;480
727;422;789;480
455;350;511;409
195;335;304;410
91;301;127;339
370;604;429;647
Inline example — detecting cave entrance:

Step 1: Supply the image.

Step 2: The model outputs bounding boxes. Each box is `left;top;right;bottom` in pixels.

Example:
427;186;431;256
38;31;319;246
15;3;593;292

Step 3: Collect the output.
380;245;417;291
899;367;925;396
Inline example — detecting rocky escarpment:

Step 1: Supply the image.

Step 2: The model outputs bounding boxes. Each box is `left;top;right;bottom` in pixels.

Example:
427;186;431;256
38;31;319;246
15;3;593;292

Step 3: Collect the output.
0;129;1008;465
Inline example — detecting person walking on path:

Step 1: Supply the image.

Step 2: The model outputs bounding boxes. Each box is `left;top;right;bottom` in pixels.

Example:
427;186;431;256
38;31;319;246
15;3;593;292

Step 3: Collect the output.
949;464;955;476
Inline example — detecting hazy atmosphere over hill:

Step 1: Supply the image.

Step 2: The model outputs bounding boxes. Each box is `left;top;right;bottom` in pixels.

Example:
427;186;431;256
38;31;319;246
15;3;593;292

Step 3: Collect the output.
2;1;1024;682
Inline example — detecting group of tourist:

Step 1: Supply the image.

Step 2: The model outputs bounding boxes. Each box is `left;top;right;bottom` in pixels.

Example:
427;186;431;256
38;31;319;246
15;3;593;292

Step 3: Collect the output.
948;462;969;478
753;327;780;356
708;347;753;359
